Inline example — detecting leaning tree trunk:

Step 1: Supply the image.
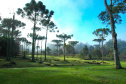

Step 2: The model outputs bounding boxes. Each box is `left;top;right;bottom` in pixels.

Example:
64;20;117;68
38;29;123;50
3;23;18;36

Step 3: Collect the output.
104;0;122;69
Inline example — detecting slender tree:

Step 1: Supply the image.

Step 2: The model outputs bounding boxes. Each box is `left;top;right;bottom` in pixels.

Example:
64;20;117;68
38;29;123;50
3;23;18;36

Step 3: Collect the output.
52;40;63;56
56;44;63;56
17;0;46;62
56;34;73;61
93;39;102;50
82;45;89;59
41;19;58;60
93;28;111;62
37;36;46;63
20;37;28;59
26;41;32;55
68;41;79;57
46;47;51;55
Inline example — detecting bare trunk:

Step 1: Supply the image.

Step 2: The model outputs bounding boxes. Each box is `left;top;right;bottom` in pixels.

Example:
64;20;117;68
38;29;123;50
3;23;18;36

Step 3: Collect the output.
32;12;36;62
37;41;39;60
64;38;65;61
57;43;58;56
45;26;48;61
99;42;100;50
102;39;104;63
10;13;15;57
72;45;75;58
40;40;42;63
104;0;122;69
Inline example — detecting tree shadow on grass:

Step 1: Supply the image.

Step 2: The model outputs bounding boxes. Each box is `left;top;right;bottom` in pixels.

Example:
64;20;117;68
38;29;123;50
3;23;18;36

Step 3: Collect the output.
0;67;106;84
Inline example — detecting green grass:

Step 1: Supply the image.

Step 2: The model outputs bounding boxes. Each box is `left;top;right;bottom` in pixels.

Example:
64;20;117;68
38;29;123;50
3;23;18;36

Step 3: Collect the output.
0;55;126;84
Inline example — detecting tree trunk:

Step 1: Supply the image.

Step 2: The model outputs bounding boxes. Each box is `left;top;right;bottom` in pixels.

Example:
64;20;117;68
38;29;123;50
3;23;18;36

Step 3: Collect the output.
40;40;42;63
36;40;39;60
32;12;36;62
104;0;122;69
45;26;48;61
64;38;65;61
7;28;11;61
102;39;104;63
10;13;15;58
57;43;58;56
99;42;100;50
72;46;75;58
23;42;26;59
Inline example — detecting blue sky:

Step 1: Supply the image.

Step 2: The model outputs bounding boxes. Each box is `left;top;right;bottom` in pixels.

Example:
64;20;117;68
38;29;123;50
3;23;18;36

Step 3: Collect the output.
0;0;126;45
41;0;126;45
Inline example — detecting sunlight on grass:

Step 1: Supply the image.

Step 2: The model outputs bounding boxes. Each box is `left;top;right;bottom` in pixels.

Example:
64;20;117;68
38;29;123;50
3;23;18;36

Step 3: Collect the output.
0;55;126;84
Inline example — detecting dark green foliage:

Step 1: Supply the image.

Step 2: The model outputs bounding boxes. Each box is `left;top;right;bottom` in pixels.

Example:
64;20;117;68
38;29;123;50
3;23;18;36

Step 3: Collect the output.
80;45;89;59
0;37;7;56
98;0;126;26
46;47;51;55
83;45;89;56
69;41;79;57
88;54;92;60
0;18;26;60
52;40;63;56
0;37;19;57
88;45;94;54
104;39;126;59
92;49;102;59
66;45;74;55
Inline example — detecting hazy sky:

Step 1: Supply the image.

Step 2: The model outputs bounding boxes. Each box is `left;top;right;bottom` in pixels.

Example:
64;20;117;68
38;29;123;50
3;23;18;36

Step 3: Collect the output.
0;0;126;45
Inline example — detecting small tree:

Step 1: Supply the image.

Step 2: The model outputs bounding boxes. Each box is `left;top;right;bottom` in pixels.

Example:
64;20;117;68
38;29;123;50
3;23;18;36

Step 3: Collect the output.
37;36;46;63
52;40;63;56
56;44;63;56
80;45;89;59
26;41;32;55
69;41;78;57
46;47;51;55
56;34;73;61
65;44;74;56
93;39;102;50
93;28;111;62
92;49;102;60
41;19;58;60
20;37;28;59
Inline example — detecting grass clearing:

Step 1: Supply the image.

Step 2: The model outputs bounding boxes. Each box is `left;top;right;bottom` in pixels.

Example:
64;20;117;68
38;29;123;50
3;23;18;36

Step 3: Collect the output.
0;55;126;84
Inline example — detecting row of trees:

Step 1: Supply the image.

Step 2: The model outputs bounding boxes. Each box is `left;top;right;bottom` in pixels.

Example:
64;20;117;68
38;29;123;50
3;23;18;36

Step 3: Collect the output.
16;0;62;62
0;0;78;62
0;15;26;60
0;0;125;69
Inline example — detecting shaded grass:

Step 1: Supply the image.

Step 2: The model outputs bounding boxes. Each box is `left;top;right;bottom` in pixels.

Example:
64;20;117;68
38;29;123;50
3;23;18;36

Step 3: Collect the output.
0;55;126;84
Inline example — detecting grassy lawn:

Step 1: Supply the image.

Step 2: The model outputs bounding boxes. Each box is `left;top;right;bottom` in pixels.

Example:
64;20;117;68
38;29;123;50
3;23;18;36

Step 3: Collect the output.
0;55;126;84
